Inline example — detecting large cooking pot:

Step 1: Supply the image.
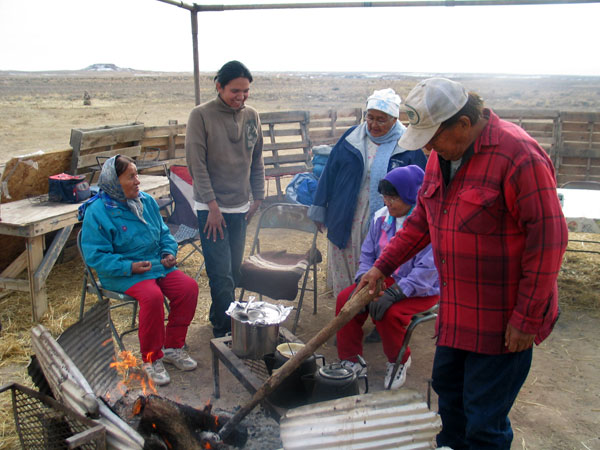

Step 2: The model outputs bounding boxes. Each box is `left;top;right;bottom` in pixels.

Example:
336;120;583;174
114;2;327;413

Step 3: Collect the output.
263;343;325;408
302;355;368;403
228;301;291;360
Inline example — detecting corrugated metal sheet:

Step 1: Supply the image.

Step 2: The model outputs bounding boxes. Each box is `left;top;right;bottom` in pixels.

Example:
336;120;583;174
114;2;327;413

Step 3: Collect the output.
280;389;441;449
55;299;121;401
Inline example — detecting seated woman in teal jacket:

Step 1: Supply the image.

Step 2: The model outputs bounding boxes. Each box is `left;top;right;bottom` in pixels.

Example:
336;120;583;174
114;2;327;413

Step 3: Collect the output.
80;155;198;387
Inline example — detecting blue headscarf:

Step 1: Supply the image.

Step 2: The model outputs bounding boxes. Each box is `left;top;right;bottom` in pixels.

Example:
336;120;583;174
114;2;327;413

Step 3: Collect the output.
367;121;405;220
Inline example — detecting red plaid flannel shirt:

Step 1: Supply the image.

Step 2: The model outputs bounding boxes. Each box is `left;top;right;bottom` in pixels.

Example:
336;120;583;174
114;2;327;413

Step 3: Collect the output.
375;109;568;354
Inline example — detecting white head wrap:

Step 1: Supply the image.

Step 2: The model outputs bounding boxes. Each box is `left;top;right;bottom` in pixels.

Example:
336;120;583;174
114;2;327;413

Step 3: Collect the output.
366;88;402;118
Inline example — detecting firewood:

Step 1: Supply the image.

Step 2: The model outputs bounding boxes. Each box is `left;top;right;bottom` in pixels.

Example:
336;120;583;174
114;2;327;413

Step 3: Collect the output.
134;395;247;449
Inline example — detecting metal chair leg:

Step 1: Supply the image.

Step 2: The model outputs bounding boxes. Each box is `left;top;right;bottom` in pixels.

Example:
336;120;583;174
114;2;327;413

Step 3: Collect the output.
385;309;438;390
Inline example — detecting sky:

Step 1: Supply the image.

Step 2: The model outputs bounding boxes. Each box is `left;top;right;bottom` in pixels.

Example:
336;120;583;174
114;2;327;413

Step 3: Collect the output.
1;0;599;76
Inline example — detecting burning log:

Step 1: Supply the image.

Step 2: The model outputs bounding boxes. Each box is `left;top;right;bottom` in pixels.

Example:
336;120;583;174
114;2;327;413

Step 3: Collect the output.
133;395;248;449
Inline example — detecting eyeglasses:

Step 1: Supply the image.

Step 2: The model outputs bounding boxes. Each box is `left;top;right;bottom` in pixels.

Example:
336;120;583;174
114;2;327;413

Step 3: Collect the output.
427;125;448;147
382;194;400;204
364;113;393;126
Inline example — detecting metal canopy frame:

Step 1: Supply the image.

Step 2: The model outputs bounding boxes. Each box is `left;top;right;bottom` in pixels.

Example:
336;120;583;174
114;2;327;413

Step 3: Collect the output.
157;0;600;105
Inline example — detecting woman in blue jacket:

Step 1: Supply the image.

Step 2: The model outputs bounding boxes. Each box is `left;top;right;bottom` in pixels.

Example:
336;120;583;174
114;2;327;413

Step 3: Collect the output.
308;88;427;298
81;155;198;387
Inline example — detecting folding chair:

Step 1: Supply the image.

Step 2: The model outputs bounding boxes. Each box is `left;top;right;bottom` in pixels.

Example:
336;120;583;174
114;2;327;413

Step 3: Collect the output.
385;303;439;391
166;165;204;280
77;230;169;351
237;203;322;334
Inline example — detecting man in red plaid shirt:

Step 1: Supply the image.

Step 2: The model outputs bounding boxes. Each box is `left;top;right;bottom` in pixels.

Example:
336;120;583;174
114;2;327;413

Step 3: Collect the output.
358;78;568;449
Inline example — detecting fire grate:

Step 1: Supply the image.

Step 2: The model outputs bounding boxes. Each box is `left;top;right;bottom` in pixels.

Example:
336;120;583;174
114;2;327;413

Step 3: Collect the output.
210;327;302;420
0;383;106;450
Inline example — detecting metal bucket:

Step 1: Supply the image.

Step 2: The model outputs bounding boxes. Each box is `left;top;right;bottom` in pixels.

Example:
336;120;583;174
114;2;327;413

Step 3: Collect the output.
230;302;286;360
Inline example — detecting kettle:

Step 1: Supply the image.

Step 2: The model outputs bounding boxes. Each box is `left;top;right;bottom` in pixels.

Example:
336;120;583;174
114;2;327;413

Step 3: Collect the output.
302;355;368;404
263;343;324;408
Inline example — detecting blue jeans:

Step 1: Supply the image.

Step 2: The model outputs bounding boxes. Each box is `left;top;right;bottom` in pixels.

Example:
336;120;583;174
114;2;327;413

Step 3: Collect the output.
197;211;247;337
432;345;533;450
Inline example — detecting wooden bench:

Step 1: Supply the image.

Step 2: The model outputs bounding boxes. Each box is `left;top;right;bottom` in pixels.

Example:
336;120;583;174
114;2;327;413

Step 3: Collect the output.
69;123;168;182
260;111;311;200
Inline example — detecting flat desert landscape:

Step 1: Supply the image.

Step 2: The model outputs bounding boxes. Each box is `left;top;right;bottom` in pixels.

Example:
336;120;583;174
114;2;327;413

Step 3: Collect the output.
0;70;599;449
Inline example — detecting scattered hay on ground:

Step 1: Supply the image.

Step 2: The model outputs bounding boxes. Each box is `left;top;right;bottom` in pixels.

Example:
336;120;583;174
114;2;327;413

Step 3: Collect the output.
558;232;600;316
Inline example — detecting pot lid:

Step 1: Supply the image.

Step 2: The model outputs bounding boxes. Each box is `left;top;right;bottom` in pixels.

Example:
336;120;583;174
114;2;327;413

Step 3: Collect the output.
318;363;354;380
226;301;292;325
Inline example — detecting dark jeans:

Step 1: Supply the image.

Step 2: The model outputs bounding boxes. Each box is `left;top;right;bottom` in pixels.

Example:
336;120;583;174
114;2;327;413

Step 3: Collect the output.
197;211;247;337
432;345;533;450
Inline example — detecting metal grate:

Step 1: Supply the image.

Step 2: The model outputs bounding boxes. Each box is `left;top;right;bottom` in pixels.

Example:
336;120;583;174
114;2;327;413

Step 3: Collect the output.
1;383;106;450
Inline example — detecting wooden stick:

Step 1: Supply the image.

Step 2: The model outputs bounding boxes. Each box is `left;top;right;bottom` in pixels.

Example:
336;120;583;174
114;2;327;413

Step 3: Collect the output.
218;281;381;441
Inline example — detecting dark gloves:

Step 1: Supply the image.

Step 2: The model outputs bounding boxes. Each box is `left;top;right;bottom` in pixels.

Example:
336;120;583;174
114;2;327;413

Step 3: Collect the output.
369;283;406;321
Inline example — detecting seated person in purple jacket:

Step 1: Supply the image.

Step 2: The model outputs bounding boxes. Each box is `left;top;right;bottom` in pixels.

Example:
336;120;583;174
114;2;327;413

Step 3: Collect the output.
335;165;440;389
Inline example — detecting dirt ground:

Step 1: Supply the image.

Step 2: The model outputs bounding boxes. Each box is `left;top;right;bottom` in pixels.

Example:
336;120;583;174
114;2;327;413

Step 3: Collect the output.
0;71;599;449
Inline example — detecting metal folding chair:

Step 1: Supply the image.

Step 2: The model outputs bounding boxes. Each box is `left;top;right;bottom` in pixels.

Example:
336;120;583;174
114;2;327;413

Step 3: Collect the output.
237;203;322;334
385;303;439;391
77;230;169;351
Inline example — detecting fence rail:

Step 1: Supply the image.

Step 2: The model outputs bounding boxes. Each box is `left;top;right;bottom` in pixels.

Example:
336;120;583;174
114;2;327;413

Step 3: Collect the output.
114;109;600;188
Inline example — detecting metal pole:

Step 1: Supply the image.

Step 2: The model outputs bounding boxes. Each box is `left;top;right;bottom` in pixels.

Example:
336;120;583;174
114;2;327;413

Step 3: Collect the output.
191;9;201;106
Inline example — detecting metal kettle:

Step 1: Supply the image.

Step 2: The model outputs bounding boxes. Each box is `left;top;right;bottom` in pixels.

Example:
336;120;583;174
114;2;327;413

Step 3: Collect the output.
302;355;368;403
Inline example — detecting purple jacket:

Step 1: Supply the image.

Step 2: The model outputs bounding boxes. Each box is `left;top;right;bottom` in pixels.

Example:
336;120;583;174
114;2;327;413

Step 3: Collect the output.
357;207;439;298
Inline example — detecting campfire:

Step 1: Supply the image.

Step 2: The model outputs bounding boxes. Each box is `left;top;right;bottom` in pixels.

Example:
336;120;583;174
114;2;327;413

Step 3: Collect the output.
29;300;248;449
109;351;247;449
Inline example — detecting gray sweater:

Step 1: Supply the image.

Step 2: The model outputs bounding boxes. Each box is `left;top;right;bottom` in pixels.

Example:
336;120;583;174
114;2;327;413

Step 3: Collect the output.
185;96;265;208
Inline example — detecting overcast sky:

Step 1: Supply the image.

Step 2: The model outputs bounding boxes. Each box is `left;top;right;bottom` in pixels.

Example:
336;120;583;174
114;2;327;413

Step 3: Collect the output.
1;0;599;76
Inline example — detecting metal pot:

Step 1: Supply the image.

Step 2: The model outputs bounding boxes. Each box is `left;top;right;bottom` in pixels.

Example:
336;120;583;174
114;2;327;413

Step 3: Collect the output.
230;302;286;360
302;356;368;403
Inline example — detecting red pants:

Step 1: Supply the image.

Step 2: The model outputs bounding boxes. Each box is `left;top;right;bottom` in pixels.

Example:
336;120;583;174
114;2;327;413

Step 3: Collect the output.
125;270;198;363
336;277;439;364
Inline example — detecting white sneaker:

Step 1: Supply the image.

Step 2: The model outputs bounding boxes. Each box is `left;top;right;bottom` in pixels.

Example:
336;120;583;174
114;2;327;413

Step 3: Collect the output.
143;358;170;386
163;347;197;371
340;359;367;377
384;356;412;390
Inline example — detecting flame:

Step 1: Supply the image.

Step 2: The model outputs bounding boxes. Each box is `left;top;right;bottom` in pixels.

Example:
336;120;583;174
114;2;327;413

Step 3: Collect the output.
101;338;112;347
109;350;157;396
214;415;219;428
203;443;212;449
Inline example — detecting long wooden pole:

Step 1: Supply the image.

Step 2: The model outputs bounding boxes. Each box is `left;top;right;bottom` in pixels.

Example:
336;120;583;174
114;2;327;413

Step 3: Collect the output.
158;0;600;13
218;281;382;441
190;9;201;106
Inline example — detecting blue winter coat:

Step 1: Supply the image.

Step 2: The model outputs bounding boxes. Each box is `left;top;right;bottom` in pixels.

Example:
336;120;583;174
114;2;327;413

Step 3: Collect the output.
308;124;427;249
81;192;178;293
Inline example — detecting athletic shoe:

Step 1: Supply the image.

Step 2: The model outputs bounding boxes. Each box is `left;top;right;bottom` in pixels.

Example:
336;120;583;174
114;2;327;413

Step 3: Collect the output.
384;356;412;390
143;359;171;386
340;359;367;377
163;347;198;371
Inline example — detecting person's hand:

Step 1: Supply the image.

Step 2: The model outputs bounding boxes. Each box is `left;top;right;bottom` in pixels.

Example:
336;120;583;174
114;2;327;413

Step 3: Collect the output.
131;261;152;274
161;254;177;269
314;221;326;233
204;205;226;242
245;200;262;222
505;323;535;352
369;284;406;321
355;266;385;298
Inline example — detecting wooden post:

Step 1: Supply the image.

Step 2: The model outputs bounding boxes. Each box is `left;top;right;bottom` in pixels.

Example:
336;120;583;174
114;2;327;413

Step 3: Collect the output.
191;9;201;106
168;120;178;159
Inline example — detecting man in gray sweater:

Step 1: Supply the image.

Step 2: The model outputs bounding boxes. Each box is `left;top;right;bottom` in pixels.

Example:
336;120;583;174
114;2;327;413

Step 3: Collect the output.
186;60;265;337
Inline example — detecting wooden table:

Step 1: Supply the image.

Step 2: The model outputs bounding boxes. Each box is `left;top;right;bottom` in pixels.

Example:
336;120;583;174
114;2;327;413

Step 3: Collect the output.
557;188;600;233
0;175;170;321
